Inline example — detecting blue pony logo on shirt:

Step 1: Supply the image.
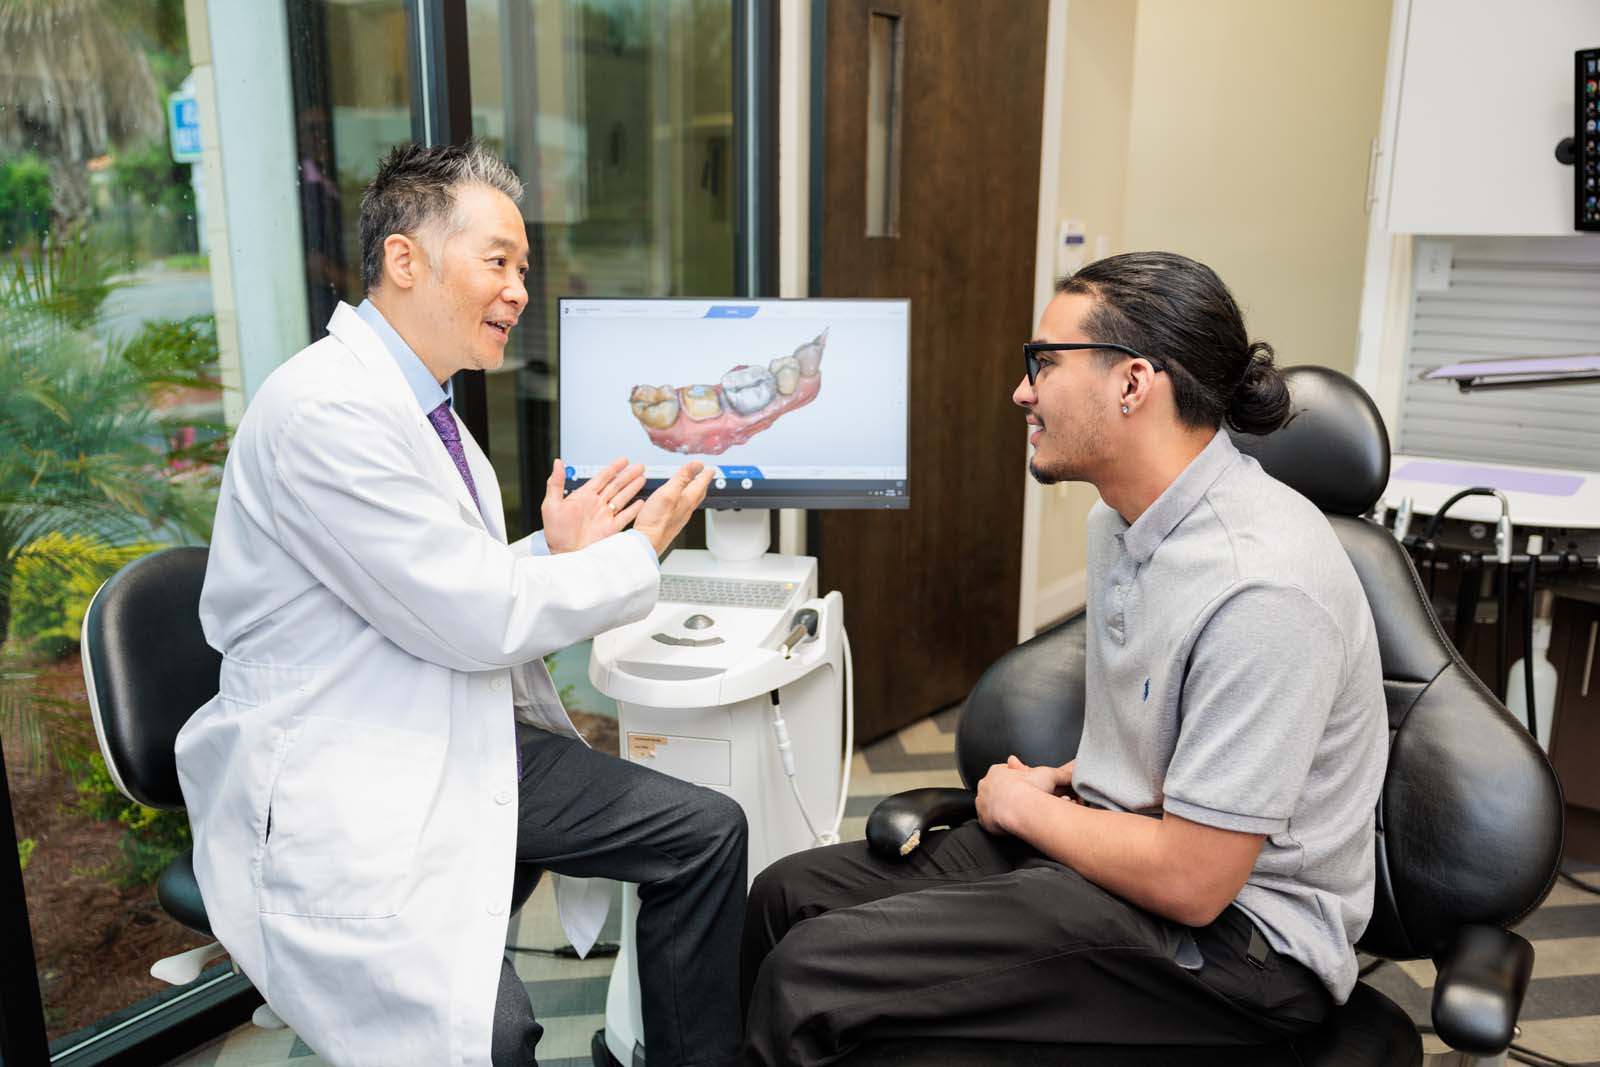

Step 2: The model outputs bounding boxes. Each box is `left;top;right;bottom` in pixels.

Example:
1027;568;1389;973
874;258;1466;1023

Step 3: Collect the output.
1142;678;1150;702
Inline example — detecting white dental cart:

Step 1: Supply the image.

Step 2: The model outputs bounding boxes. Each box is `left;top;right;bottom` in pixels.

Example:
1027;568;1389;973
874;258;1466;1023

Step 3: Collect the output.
589;510;849;1066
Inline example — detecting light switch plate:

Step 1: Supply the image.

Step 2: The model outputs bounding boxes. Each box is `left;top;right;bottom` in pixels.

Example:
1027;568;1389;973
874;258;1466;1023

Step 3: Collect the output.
1056;219;1087;277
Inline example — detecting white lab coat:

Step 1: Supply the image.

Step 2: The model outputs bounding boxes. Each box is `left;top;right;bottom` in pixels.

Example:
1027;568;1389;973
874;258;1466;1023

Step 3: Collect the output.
174;303;659;1065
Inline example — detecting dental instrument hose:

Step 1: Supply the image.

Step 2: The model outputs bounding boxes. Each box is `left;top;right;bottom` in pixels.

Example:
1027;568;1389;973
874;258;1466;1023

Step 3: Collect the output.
1416;487;1514;699
1419;486;1501;540
1522;535;1540;742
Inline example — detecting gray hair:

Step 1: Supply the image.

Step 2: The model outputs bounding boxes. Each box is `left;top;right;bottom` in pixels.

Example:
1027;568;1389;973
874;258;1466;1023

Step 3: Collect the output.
358;140;524;292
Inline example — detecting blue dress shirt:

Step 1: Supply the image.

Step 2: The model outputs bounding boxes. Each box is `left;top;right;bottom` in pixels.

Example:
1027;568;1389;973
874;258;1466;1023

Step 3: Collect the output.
354;299;657;566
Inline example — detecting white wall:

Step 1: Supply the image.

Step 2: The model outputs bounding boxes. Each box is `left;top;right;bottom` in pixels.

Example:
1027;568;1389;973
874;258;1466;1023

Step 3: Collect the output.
1122;0;1391;375
1034;0;1136;599
1027;0;1392;630
195;0;310;425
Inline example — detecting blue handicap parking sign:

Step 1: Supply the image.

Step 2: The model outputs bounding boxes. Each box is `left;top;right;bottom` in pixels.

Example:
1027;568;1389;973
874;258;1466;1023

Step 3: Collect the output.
168;91;201;164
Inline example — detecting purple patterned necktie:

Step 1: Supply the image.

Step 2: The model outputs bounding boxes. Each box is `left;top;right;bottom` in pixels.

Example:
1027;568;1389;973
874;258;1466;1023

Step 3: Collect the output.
429;401;518;776
427;400;481;512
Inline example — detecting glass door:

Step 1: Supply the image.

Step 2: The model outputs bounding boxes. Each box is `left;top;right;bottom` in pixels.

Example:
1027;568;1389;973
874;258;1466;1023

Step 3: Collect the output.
466;0;742;539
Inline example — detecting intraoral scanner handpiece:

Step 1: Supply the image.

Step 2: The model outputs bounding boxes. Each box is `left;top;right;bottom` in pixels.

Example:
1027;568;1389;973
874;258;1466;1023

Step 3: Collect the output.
780;608;820;659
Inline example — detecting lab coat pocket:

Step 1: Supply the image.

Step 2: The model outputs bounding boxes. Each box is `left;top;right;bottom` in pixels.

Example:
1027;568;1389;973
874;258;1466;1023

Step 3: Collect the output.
258;716;447;919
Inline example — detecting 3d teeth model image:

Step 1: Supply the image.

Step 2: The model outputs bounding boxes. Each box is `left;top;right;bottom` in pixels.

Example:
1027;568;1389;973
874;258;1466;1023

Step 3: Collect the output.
627;329;828;455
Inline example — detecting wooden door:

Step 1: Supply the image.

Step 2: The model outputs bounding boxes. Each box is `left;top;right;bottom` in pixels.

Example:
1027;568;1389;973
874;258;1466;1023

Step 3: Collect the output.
812;0;1048;742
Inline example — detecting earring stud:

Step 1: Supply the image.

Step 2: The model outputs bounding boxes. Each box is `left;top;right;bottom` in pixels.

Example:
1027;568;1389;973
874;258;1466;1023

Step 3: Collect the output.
1121;405;1130;414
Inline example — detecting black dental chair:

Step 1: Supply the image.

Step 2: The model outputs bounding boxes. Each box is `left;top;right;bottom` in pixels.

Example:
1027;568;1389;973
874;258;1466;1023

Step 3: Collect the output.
80;547;542;1020
853;366;1564;1066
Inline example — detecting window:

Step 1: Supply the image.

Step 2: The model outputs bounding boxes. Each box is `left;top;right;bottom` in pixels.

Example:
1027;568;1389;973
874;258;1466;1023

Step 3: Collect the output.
0;2;769;1060
1;0;229;1055
466;0;740;538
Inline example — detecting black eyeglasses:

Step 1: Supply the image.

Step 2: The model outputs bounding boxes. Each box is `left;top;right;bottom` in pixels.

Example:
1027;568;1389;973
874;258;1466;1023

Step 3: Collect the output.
1023;342;1168;387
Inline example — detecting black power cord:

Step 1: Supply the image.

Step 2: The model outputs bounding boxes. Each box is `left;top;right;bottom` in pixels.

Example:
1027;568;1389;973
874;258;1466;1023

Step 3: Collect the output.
1410;1023;1584;1067
1509;1042;1583;1067
1558;867;1600;897
507;941;621;959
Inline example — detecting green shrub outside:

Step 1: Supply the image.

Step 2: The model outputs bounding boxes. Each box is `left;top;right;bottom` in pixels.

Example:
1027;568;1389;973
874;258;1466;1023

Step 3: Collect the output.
161;253;209;273
1;233;223;782
121;312;219;382
11;533;162;659
0;154;51;251
74;751;191;886
104;140;199;260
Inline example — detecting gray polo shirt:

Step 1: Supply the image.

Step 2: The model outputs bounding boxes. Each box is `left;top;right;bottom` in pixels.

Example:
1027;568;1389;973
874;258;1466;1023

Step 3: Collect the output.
1074;431;1387;1003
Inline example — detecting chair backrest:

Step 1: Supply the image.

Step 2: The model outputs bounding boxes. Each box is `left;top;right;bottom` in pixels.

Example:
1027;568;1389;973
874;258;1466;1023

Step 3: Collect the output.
1237;367;1562;957
959;367;1563;961
80;547;217;811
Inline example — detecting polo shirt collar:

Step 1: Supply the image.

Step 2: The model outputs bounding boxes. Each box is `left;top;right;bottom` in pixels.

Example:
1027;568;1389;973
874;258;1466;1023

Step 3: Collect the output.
355;298;453;414
1120;431;1241;563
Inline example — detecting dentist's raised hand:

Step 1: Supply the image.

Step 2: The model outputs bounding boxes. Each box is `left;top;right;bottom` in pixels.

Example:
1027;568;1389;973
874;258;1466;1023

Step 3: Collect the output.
541;457;646;553
634;462;716;556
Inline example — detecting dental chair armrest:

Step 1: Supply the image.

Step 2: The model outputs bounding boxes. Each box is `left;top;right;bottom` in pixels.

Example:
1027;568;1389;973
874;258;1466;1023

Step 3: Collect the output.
1430;924;1535;1055
866;788;977;860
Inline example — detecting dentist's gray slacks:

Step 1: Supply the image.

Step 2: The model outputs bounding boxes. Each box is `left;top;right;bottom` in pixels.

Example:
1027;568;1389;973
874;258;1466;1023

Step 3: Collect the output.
740;821;1331;1067
493;724;749;1067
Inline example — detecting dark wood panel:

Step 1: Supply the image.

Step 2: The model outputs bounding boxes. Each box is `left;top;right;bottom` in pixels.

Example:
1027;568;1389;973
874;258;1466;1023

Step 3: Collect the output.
815;0;1047;742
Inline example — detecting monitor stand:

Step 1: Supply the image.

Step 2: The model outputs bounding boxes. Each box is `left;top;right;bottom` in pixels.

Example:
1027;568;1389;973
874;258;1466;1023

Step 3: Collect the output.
704;508;771;563
657;508;810;589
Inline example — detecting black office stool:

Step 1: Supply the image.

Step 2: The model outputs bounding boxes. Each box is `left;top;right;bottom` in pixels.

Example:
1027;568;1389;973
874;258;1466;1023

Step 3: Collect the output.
80;546;543;1028
856;368;1563;1066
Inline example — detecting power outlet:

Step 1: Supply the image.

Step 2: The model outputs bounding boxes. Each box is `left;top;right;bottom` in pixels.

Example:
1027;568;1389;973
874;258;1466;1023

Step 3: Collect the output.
1415;238;1453;293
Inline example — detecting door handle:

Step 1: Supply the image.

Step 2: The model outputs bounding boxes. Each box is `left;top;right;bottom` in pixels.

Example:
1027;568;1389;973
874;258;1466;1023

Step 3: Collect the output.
1363;138;1381;215
865;11;904;237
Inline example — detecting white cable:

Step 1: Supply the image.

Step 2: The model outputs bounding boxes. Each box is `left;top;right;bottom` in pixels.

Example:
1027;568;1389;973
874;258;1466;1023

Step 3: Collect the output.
788;770;829;844
768;695;828;843
828;626;855;843
767;619;856;847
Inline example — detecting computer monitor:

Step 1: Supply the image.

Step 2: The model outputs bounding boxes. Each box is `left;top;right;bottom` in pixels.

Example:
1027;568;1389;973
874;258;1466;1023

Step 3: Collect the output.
558;297;909;510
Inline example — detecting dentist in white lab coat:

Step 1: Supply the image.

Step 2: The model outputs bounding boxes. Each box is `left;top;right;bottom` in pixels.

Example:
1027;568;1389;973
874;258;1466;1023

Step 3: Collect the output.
175;142;743;1067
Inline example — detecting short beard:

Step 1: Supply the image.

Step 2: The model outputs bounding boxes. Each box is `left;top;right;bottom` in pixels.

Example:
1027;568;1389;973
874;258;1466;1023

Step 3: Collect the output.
1028;406;1105;486
1028;457;1065;485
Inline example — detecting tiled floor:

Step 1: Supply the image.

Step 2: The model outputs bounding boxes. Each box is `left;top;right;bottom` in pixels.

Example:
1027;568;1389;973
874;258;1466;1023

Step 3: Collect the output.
171;703;1600;1066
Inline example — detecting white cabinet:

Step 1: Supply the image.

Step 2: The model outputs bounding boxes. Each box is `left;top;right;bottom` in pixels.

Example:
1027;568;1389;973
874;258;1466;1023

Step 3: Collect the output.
1384;0;1600;236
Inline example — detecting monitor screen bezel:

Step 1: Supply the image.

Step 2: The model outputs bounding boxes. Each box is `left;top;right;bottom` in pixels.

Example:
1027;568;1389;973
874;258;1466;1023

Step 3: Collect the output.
556;295;911;511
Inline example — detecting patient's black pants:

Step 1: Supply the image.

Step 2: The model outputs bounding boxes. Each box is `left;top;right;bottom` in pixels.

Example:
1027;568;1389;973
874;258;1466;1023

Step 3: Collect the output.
740;821;1331;1067
493;724;749;1067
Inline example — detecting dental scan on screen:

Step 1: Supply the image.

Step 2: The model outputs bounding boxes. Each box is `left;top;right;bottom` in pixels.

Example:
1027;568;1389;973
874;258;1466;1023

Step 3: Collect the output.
559;299;910;509
626;328;828;456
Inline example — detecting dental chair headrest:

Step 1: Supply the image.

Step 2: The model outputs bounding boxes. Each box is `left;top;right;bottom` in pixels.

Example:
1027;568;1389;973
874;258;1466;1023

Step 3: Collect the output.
1229;365;1390;517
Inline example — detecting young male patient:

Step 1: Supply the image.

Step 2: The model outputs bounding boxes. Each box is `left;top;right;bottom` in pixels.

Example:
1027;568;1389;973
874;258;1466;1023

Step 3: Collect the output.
740;252;1388;1065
